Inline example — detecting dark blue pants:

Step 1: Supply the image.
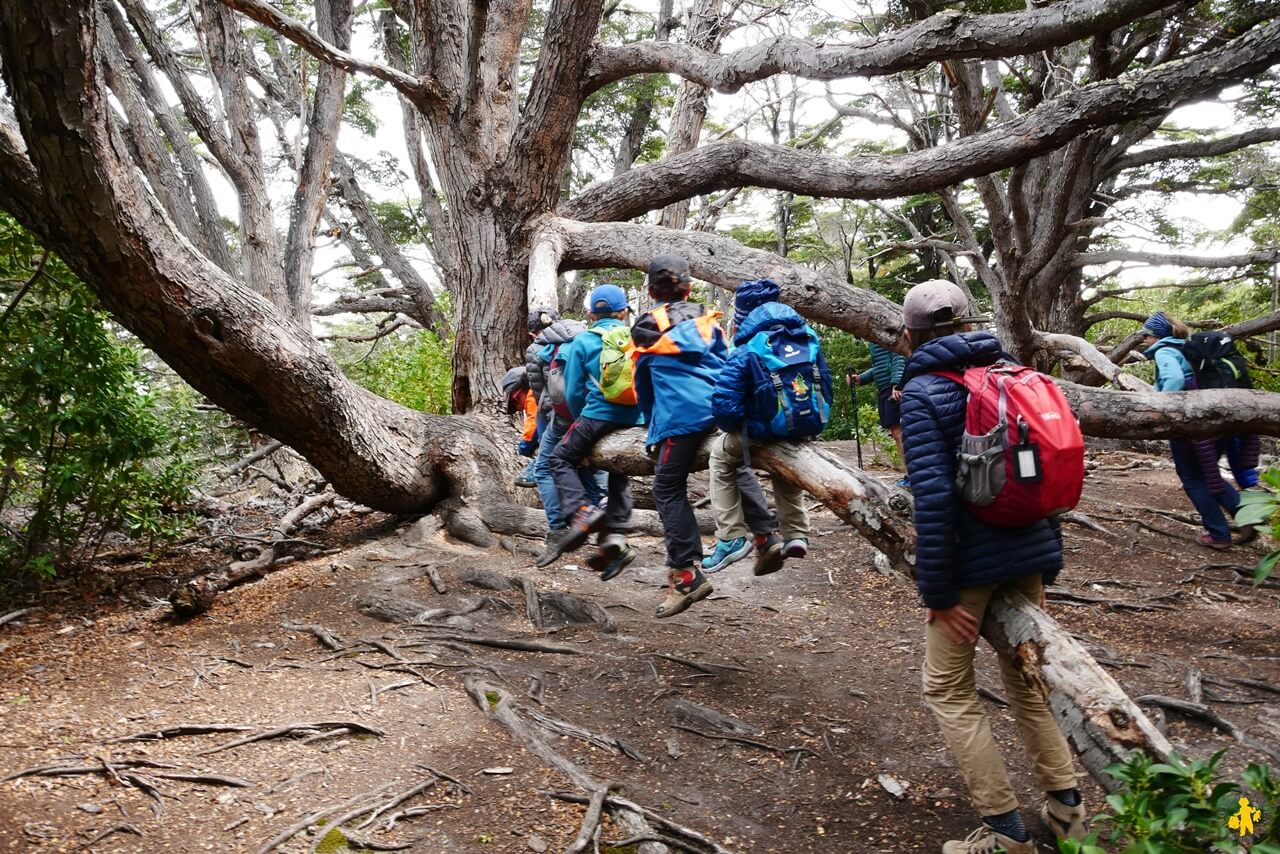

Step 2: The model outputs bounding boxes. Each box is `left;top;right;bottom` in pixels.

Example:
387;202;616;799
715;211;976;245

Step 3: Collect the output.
1170;439;1240;543
652;430;712;568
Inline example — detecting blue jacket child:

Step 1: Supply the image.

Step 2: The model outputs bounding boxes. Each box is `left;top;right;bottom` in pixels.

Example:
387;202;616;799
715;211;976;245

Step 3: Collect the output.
631;254;728;619
560;317;645;427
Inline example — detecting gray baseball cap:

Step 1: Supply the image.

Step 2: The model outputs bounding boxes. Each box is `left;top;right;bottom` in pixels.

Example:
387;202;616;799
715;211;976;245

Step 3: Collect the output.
902;279;988;331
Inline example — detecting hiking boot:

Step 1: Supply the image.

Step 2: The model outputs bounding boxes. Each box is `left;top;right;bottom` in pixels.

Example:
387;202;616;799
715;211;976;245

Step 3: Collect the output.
782;537;809;560
895;476;911;490
753;531;785;576
1040;797;1086;842
534;527;570;567
587;533;629;576
514;475;537;488
1235;524;1259;545
557;504;607;556
593;544;635;581
941;824;1034;854
701;537;751;574
1197;532;1232;551
655;566;713;618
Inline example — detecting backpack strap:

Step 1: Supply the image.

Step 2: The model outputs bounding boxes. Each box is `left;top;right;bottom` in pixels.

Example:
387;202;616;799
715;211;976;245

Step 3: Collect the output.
931;370;965;384
769;371;794;434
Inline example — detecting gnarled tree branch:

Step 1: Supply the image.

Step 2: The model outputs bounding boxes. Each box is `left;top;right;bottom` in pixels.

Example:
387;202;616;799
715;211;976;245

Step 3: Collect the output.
584;0;1181;94
1073;248;1280;268
1110;126;1280;173
566;18;1280;222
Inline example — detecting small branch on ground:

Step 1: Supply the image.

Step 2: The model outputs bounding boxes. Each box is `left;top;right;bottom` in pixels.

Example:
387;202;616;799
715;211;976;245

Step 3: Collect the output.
73;823;142;852
107;723;253;743
0;607;36;627
566;781;619;854
199;721;385;756
282;619;345;651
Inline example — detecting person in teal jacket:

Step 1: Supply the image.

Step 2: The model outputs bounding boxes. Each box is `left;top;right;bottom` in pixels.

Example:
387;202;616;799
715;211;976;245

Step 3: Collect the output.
538;285;645;574
848;341;907;484
632;255;729;618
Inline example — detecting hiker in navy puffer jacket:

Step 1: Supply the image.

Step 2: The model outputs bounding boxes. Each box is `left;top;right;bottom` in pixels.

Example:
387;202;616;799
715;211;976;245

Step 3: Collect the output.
902;333;1064;608
899;280;1082;854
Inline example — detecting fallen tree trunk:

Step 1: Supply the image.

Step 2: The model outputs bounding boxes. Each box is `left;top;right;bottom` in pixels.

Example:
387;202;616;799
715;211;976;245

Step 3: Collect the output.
585;428;1172;787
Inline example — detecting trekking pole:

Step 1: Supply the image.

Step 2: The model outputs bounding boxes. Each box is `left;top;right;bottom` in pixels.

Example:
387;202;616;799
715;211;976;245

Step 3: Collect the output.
847;370;864;468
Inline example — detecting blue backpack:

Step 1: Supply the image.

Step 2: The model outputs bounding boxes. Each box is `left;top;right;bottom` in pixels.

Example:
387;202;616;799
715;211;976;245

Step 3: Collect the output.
743;325;830;439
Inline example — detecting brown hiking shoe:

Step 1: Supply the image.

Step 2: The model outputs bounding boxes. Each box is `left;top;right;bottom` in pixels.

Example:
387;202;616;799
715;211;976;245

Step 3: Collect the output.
655;566;712;619
1041;797;1086;841
941;825;1034;854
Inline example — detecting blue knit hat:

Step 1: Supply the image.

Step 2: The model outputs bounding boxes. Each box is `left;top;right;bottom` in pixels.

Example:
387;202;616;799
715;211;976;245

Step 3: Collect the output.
733;278;781;328
1142;311;1173;339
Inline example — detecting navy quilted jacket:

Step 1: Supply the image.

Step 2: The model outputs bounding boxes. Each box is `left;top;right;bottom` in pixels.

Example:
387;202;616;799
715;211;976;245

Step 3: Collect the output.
900;332;1063;609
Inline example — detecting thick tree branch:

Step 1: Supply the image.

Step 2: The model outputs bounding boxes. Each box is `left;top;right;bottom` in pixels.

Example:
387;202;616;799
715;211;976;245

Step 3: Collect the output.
216;0;441;109
1060;385;1280;439
1073;248;1280;268
584;0;1182;94
548;216;906;350
1033;331;1150;391
566;19;1280;222
1111;126;1280;173
1223;309;1280;341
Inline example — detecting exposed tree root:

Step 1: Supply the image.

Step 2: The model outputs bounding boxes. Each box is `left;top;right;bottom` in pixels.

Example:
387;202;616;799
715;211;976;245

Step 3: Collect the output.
169;491;336;618
464;677;668;854
405;629;584;656
106;723;253;744
1136;695;1280;762
199;721;385;756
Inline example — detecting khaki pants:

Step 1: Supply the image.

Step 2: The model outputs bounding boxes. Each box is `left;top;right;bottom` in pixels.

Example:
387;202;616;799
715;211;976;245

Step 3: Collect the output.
922;575;1077;816
708;432;809;541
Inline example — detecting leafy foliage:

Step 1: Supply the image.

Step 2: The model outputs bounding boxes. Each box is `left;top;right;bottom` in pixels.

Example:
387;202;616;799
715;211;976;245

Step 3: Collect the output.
1237;467;1280;584
0;216;199;579
1060;750;1280;854
326;325;452;415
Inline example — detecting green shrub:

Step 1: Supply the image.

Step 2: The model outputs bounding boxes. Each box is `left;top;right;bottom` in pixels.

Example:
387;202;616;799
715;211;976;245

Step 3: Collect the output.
327;326;452;414
1236;467;1280;585
0;217;199;578
1060;750;1280;853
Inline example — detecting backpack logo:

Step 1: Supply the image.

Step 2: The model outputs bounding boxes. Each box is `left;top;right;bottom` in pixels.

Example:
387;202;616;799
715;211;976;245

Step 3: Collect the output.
782;343;800;358
935;364;1084;528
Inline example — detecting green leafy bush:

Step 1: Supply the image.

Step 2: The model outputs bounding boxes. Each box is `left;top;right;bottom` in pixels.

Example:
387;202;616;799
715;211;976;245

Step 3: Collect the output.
1060;750;1280;853
0;217;199;578
1237;467;1280;584
327;326;452;414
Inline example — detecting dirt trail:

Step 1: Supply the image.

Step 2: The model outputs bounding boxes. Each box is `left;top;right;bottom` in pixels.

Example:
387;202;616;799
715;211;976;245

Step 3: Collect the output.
0;444;1276;853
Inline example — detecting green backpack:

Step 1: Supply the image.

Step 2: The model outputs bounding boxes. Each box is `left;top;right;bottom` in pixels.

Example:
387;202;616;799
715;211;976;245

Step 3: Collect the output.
587;325;638;406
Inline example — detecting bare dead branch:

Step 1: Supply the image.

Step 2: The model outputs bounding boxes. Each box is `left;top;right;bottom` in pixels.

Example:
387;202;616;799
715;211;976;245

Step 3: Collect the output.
216;0;440;108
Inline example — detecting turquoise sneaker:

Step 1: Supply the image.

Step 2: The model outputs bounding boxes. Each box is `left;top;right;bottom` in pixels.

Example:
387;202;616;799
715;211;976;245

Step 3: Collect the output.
701;537;751;573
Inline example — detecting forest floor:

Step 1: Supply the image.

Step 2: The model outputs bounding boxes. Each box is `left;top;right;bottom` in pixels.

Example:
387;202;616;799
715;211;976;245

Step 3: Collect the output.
0;442;1277;854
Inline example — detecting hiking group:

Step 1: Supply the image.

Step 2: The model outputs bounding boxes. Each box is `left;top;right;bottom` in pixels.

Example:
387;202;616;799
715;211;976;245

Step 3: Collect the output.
515;256;833;619
503;263;1262;853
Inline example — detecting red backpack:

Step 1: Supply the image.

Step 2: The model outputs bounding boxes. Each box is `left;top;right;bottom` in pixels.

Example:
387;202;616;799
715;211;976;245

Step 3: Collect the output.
934;364;1084;528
